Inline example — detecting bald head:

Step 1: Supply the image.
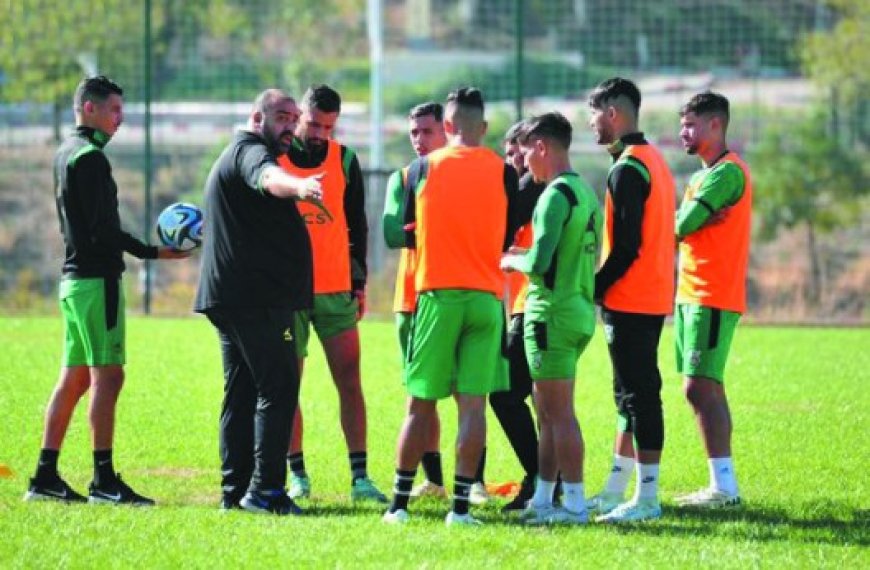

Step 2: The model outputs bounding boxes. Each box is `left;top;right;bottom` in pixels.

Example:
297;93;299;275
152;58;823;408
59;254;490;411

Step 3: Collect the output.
253;89;294;115
249;88;300;153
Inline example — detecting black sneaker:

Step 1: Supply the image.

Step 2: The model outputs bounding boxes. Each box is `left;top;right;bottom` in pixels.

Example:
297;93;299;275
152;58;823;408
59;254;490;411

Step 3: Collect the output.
502;474;535;512
24;475;87;504
220;495;242;511
88;474;155;506
240;489;303;516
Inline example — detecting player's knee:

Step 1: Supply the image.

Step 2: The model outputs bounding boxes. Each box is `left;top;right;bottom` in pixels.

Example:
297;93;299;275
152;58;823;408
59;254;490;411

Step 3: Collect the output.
456;393;486;414
92;367;125;392
457;405;486;436
60;368;91;396
683;381;702;407
331;360;361;389
684;377;720;408
551;402;577;425
336;378;363;401
408;397;437;418
533;396;553;423
625;393;662;418
456;424;485;452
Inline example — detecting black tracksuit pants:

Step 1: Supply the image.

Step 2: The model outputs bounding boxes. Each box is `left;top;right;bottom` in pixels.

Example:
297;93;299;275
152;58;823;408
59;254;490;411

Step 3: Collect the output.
601;308;665;451
206;306;301;501
489;313;539;479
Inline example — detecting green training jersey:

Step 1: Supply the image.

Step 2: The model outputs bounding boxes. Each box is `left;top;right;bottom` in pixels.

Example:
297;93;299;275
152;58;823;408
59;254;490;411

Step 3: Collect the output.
513;172;602;334
675;160;744;239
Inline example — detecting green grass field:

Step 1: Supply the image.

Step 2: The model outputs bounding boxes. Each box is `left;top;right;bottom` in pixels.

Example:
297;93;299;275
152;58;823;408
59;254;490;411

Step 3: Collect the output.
1;316;867;568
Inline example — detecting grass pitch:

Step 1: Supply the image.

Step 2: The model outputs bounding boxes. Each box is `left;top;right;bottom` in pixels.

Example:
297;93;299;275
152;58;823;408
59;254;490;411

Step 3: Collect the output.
0;316;867;568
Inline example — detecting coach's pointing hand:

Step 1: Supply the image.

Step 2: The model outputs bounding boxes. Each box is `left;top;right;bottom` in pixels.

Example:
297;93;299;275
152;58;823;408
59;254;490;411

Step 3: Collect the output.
296;173;333;221
297;173;324;201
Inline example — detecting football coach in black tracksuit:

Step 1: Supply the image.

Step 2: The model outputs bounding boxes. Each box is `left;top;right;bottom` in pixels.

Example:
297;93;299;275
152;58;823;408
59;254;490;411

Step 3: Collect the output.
194;88;326;515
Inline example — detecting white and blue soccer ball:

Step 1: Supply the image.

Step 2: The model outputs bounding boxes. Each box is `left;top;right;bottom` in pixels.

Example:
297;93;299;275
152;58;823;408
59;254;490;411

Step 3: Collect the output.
156;202;203;252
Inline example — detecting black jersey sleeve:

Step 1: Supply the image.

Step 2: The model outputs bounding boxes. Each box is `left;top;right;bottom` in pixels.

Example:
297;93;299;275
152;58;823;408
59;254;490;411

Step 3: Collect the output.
342;149;368;291
594;161;649;300
75;152;157;260
401;156;428;249
503;165;521;252
237;139;276;193
515;172;546;228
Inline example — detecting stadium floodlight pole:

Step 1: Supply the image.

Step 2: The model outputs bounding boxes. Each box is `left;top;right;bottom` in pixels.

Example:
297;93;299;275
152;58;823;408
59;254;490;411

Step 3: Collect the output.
142;0;153;314
367;0;385;270
514;0;524;121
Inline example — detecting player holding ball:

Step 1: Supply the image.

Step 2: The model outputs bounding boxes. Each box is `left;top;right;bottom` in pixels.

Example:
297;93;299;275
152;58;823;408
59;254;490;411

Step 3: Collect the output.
25;76;188;506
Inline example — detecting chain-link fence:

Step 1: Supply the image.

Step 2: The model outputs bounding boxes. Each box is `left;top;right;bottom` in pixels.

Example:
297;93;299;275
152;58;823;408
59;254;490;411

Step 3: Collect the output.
1;0;867;321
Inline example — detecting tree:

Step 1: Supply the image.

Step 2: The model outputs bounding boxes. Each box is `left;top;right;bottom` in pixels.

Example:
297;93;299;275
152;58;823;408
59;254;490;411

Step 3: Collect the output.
751;110;867;305
0;1;217;138
0;1;142;139
801;0;869;107
801;0;870;146
269;0;366;94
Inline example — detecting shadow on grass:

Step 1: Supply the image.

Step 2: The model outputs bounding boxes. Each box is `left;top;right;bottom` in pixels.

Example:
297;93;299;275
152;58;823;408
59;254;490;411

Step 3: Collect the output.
598;504;869;547
304;499;513;524
300;499;868;547
303;500;392;518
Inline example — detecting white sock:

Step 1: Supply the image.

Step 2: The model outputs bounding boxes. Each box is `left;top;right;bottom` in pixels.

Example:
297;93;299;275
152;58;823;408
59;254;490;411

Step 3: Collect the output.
531;478;555;508
633;463;660;502
604;454;635;495
562;482;586;513
709;457;739;496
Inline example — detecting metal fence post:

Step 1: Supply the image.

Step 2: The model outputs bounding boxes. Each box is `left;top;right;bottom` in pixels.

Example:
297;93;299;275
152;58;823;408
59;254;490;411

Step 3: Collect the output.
142;0;153;314
515;0;523;122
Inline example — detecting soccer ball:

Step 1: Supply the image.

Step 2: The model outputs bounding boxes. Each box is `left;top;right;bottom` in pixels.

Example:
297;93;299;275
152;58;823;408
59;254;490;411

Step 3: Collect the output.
156;202;203;252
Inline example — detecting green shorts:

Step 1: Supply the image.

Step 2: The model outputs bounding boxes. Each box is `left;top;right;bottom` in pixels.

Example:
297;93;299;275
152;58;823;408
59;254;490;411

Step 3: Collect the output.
524;312;591;381
395;311;412;364
291;311;310;358
296;292;359;355
675;303;741;383
404;290;508;400
59;277;125;366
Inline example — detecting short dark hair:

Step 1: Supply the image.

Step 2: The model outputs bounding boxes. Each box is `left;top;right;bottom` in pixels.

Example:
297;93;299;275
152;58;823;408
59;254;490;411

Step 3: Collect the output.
408;102;443;122
73;75;123;111
503;120;527;144
518;112;573;150
301;84;341;113
587;77;641;113
680;91;730;128
446;86;484;113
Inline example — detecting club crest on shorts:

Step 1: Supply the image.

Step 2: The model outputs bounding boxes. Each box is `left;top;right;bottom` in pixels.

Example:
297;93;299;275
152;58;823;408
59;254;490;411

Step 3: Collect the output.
531;353;543;370
604;324;615;344
690;350;702;368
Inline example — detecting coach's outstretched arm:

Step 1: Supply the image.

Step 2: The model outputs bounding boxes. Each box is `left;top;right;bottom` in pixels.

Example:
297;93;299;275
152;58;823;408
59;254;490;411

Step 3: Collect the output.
261;168;323;200
261;168;332;220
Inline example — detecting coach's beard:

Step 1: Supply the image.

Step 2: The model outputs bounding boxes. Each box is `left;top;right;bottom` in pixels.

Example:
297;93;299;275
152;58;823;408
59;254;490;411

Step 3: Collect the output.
266;129;295;154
